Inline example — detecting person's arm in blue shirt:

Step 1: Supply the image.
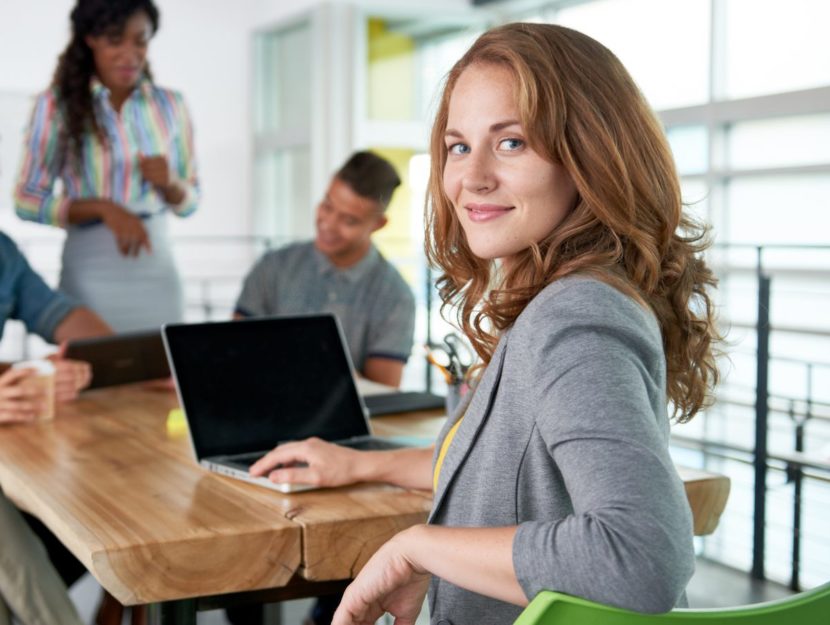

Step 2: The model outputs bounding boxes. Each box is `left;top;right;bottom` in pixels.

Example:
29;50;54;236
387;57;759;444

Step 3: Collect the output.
0;233;110;423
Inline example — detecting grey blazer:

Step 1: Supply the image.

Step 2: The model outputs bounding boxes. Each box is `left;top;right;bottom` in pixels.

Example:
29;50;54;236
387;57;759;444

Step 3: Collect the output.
427;277;695;625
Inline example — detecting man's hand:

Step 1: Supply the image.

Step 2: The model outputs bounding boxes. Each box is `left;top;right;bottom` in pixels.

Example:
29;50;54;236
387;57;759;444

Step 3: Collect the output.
0;367;46;424
47;357;91;404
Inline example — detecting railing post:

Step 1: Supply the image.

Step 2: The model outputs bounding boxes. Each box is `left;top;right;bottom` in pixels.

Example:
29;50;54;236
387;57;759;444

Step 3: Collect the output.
788;364;812;591
752;247;770;580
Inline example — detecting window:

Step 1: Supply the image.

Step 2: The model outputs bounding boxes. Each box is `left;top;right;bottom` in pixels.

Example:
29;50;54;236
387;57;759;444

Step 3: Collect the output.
724;0;830;99
558;0;710;110
253;19;313;239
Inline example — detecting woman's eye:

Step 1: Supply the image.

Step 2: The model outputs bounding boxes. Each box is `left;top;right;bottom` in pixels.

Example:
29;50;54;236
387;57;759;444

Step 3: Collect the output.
448;143;470;155
499;138;524;151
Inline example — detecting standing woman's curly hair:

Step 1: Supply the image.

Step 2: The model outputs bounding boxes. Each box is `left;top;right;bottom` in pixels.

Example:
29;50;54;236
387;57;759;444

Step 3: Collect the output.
53;0;159;157
426;23;721;422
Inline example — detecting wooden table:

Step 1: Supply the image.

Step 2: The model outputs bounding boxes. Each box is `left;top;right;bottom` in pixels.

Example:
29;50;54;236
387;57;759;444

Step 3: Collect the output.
0;385;729;622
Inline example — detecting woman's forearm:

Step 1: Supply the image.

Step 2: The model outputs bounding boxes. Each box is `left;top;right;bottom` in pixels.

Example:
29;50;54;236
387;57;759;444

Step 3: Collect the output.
65;199;115;224
401;524;526;605
355;447;434;491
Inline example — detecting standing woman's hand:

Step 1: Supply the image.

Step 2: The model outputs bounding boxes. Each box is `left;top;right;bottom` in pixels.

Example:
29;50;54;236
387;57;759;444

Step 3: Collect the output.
139;153;186;205
0;367;45;424
138;153;171;189
99;201;152;257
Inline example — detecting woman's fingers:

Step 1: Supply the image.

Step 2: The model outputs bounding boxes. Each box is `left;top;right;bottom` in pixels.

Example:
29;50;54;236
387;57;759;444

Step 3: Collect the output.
249;440;312;477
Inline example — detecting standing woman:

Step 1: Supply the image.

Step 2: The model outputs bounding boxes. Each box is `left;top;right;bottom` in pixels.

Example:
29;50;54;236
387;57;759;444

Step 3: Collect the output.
14;0;199;332
250;22;721;625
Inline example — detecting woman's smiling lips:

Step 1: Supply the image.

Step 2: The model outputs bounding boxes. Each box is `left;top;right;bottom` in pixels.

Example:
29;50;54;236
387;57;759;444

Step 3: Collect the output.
464;203;514;223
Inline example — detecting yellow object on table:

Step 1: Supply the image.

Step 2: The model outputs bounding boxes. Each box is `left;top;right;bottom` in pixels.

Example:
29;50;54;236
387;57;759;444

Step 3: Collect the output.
166;408;188;437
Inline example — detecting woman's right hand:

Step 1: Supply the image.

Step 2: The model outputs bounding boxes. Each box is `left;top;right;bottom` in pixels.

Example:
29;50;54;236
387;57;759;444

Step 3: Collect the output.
0;367;46;425
100;202;152;256
249;437;369;488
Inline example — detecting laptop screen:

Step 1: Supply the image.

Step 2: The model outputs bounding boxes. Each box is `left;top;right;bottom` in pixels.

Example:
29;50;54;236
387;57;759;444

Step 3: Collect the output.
163;315;371;459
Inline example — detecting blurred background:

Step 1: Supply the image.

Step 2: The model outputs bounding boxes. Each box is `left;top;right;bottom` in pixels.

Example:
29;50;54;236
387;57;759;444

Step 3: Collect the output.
1;0;828;621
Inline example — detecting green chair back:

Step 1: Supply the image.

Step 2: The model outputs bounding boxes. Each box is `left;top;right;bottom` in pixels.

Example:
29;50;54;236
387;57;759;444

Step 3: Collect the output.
513;581;830;625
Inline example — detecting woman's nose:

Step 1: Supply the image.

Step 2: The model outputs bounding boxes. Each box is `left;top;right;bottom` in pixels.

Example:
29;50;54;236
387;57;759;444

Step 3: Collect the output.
461;151;495;194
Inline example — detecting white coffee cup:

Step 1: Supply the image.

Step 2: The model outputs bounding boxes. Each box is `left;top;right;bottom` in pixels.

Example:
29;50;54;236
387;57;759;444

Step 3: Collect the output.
12;359;56;421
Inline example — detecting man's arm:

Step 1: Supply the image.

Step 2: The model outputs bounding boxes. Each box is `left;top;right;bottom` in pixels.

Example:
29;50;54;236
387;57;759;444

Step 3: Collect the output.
363;357;405;388
53;308;112;343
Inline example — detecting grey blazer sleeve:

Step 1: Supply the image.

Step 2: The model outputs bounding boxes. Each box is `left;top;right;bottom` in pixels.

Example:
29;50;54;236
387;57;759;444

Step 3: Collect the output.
511;279;695;612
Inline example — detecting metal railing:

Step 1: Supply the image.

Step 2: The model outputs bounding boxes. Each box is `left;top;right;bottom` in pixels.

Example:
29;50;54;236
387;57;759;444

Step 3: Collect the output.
696;243;830;590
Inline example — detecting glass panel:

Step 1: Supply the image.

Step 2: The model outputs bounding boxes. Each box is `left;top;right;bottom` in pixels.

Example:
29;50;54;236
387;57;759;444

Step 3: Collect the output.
557;0;710;110
681;178;709;223
367;18;415;121
725;0;830;99
728;114;830;170
253;147;311;240
367;18;481;123
415;29;480;122
726;175;830;245
668;125;708;175
255;22;312;133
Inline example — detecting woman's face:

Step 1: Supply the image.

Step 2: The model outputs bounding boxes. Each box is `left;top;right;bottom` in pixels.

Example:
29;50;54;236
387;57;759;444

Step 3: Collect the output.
85;11;153;92
442;63;577;265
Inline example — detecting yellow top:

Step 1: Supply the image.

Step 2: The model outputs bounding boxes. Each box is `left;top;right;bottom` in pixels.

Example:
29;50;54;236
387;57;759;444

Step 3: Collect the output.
433;416;464;492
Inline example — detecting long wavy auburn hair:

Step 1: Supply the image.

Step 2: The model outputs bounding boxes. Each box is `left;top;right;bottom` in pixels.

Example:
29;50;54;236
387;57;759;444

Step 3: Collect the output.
52;0;159;158
425;23;721;422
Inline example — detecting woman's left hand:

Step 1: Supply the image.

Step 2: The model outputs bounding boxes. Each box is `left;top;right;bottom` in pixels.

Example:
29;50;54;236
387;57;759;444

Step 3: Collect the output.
47;355;92;402
333;527;430;625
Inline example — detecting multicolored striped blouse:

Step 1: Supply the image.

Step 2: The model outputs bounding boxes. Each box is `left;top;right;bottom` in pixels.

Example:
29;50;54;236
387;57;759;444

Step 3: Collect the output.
14;77;199;227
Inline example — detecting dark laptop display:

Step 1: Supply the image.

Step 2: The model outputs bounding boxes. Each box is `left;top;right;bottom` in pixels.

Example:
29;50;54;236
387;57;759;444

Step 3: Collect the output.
66;330;169;389
162;315;379;462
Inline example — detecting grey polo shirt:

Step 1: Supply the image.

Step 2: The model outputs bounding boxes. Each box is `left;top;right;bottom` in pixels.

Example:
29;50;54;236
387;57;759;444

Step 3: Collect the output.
235;241;416;371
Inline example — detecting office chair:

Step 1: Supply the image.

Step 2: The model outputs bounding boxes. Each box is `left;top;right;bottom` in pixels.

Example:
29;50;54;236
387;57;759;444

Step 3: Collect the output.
513;580;830;625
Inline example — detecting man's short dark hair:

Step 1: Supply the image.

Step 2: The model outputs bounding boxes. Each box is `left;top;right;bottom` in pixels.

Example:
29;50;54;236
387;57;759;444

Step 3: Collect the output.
335;151;401;212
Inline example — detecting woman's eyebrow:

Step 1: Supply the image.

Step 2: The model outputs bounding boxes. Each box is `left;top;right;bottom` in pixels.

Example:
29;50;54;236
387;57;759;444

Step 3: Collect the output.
445;120;522;137
490;120;521;132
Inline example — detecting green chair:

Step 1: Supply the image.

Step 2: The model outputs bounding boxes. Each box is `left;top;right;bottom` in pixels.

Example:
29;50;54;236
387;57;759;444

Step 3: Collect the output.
513;581;830;625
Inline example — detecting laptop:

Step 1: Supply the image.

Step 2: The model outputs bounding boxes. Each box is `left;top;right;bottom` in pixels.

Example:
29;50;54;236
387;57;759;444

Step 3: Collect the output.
66;330;170;389
161;314;405;493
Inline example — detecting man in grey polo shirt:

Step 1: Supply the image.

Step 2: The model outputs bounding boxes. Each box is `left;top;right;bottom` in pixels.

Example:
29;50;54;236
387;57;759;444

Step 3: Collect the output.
234;151;415;388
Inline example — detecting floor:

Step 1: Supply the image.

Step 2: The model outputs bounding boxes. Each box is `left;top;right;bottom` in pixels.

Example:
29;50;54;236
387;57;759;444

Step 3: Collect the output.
63;557;796;625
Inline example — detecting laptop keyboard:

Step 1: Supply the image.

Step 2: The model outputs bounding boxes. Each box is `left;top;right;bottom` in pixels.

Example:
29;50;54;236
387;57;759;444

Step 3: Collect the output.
344;438;406;451
224;452;266;469
221;438;403;472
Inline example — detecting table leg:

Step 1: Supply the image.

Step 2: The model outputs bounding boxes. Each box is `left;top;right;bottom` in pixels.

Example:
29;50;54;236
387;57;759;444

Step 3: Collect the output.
156;598;197;625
